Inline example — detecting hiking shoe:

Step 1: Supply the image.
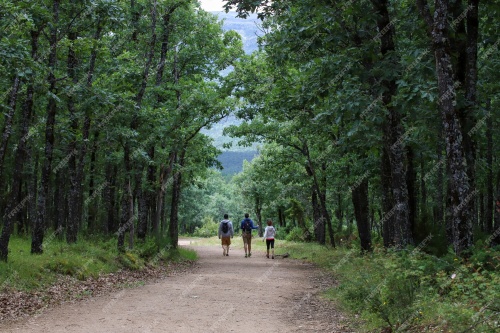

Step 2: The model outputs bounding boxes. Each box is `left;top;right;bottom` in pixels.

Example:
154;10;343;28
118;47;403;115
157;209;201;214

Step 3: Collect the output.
245;254;247;258
272;256;274;259
266;254;269;258
226;253;229;256
248;253;252;257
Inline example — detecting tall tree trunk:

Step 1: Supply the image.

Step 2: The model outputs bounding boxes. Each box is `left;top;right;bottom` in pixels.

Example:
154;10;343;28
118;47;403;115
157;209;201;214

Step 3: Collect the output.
17;183;28;235
461;0;479;228
120;0;158;248
141;6;177;240
53;171;66;232
87;131;99;232
420;153;428;228
169;151;183;249
0;76;21;181
407;147;418;238
128;183;135;250
153;151;175;238
32;0;59;254
28;154;39;235
73;20;102;237
138;146;156;240
434;125;445;225
278;206;284;227
335;193;343;233
304;147;334;247
255;197;263;237
417;0;473;255
104;162;118;234
138;155;151;239
118;146;133;252
134;165;146;241
0;77;28;261
0;27;40;260
491;170;500;246
372;0;412;248
485;100;493;234
352;179;372;252
66;28;80;244
321;163;335;247
479;191;485;232
381;147;394;247
308;169;325;244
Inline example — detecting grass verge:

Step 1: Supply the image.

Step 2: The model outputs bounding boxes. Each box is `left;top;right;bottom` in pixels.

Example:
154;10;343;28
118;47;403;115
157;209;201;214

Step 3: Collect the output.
0;234;197;293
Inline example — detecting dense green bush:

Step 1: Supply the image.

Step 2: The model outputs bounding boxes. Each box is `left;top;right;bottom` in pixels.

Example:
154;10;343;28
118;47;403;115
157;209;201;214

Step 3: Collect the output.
192;217;219;238
285;226;307;242
333;247;500;332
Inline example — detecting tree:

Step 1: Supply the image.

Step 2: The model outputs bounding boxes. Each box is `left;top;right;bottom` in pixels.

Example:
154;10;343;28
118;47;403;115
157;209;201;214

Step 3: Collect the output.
416;0;474;255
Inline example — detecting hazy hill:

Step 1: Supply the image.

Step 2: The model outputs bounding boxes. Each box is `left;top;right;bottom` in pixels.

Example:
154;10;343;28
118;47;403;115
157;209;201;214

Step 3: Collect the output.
217;150;259;176
215;12;262;54
201;12;262;174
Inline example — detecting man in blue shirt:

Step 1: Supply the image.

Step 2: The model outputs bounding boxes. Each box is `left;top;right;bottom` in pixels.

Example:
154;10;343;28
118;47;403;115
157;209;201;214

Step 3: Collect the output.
240;213;258;257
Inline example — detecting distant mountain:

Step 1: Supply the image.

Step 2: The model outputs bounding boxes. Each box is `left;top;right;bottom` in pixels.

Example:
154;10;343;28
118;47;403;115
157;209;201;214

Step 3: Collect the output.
203;12;262;174
217;150;259;175
214;12;262;54
202;114;260;151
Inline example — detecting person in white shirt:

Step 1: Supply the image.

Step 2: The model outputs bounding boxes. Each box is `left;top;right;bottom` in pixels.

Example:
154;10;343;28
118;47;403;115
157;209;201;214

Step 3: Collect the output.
218;214;234;256
262;219;276;259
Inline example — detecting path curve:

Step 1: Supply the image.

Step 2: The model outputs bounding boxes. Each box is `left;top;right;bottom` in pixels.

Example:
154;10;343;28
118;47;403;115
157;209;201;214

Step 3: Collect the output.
1;239;353;333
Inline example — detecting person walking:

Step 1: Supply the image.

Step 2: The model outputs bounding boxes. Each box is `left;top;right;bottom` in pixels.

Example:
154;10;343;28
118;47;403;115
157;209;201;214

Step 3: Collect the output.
218;214;234;256
240;213;258;258
262;219;276;259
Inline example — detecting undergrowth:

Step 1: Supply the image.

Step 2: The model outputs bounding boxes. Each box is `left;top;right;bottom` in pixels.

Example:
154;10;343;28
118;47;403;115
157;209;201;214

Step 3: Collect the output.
276;239;499;333
0;233;196;293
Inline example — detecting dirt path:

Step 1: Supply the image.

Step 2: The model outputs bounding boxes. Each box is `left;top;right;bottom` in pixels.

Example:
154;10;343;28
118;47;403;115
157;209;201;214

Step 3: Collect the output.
1;239;354;333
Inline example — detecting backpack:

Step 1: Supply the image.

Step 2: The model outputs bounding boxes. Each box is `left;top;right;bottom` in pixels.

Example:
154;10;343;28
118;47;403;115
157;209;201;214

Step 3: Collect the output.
243;219;252;234
221;221;229;233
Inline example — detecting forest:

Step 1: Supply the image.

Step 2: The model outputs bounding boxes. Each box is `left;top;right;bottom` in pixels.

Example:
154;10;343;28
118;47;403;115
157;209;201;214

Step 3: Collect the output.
219;0;500;256
1;0;499;331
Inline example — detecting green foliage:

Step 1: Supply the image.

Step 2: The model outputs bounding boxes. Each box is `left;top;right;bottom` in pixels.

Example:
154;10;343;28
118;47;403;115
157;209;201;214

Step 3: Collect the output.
272;239;500;332
116;252;142;271
0;234;195;292
192;217;219;238
285;227;307;242
274;227;287;240
136;239;159;260
335;249;500;332
0;235;119;290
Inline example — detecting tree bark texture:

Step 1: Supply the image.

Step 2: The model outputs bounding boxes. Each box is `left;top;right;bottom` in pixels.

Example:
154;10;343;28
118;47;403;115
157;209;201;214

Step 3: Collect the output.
169;150;184;249
372;0;412;248
352;179;372;252
0;76;21;182
0;28;40;260
381;147;395;247
417;0;474;255
32;0;60;254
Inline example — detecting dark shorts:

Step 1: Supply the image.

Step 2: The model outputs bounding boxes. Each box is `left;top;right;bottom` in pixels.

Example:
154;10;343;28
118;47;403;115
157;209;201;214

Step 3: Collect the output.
266;239;275;250
221;237;231;246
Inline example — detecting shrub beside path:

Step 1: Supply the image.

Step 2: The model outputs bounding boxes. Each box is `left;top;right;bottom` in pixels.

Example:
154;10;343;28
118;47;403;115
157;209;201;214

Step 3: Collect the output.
1;239;354;333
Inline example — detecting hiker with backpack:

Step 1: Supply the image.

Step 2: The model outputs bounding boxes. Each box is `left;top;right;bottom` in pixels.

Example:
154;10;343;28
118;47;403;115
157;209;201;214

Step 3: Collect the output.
240;213;258;258
262;219;276;259
218;214;234;256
